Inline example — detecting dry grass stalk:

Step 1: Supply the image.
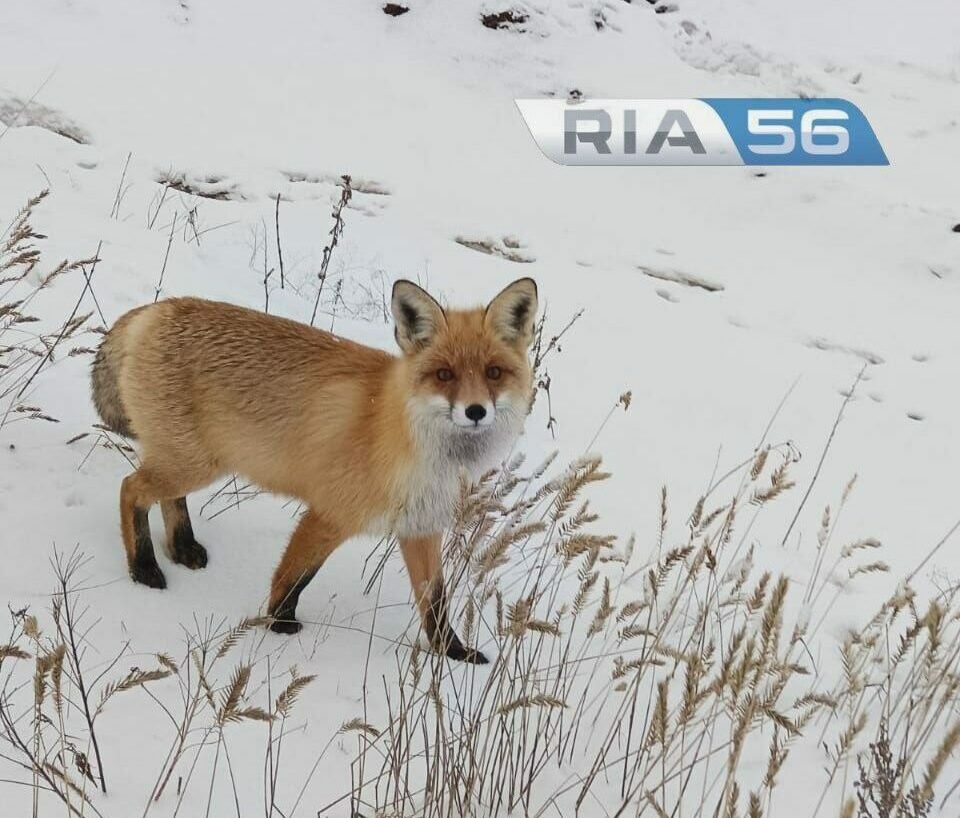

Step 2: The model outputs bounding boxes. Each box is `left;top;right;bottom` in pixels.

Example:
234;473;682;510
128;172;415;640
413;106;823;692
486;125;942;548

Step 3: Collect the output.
313;435;960;818
1;249;958;816
1;192;99;428
0;461;954;816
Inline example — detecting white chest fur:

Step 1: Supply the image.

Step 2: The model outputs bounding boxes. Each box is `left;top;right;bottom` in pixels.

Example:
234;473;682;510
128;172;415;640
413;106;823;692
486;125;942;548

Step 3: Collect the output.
370;395;524;539
391;450;465;538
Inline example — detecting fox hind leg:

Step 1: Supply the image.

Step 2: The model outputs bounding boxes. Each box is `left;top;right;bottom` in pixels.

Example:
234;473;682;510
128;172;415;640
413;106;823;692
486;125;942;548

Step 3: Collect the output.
161;497;208;569
121;470;167;589
121;461;216;589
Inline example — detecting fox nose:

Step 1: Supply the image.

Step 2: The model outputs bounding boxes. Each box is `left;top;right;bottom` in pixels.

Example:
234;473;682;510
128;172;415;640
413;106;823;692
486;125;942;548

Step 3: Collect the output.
465;404;487;424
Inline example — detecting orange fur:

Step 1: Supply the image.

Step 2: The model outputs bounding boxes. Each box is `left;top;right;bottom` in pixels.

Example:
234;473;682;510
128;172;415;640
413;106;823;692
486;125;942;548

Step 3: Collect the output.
91;278;538;662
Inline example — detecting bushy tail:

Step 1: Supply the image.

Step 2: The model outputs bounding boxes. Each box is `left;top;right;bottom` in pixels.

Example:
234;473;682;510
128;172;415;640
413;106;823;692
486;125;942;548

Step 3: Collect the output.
91;323;136;438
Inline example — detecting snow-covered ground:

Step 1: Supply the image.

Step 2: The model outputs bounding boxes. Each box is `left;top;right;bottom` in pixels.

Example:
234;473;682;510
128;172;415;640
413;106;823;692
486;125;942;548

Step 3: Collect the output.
1;0;959;815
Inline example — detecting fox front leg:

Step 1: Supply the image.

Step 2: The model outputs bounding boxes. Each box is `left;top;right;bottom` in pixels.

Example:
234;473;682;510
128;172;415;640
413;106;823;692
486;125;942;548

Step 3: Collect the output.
399;534;488;665
268;510;345;634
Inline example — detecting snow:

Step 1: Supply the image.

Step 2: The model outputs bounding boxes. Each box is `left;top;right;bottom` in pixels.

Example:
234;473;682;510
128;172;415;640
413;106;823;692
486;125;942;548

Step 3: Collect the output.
1;0;959;814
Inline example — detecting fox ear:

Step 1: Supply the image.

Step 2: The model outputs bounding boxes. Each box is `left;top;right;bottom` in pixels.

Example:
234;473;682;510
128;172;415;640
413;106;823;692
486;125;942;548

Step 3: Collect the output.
392;280;446;353
485;278;538;348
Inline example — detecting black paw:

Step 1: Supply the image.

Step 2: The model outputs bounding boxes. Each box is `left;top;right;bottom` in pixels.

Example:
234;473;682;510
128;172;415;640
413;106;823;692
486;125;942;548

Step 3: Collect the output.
269;617;303;635
131;559;167;589
436;631;489;664
445;643;489;664
173;540;208;570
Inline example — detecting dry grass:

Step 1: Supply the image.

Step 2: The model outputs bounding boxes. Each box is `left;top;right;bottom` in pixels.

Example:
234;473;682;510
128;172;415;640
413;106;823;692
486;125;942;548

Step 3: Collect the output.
3;405;958;818
326;444;960;817
0;552;314;818
1;193;958;816
0;190;100;429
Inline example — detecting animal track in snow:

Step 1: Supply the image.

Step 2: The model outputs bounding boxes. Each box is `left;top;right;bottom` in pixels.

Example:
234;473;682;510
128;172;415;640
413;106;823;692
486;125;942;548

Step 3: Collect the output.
281;171;391;197
656;288;679;303
638;265;724;292
150;168;391;215
454;235;535;263
906;411;925;422
669;18;823;98
0;96;91;144
806;337;885;366
279;171;391;215
156;170;242;201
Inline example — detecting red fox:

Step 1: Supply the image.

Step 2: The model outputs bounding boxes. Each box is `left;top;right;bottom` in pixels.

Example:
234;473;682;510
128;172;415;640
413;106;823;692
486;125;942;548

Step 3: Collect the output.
91;278;537;663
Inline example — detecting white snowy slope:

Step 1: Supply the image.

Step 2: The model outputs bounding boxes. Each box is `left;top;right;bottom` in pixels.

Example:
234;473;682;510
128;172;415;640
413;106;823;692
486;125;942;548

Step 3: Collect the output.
0;0;959;815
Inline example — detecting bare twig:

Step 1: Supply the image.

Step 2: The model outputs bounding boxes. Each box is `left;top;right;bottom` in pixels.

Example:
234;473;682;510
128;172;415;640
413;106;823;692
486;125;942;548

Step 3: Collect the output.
274;194;285;290
310;176;352;327
154;213;178;303
110;152;133;220
780;365;866;548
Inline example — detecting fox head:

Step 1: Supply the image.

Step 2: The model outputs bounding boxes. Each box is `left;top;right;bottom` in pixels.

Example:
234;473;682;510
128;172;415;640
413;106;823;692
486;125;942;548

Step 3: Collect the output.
391;277;538;465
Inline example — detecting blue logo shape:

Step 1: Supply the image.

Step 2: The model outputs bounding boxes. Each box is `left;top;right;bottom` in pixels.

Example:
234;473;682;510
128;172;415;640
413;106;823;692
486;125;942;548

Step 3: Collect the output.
701;98;888;165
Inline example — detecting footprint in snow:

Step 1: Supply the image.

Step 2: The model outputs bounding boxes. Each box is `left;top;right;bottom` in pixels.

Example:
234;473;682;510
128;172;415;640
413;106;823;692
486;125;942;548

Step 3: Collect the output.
638;265;724;292
0;96;91;144
455;235;535;264
279;171;391;215
806;337;885;366
281;171;391;197
906;411;925;422
156;170;242;201
151;168;391;213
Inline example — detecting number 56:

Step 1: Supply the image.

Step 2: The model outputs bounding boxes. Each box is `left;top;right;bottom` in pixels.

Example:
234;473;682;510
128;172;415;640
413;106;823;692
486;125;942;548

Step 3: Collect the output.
747;109;850;155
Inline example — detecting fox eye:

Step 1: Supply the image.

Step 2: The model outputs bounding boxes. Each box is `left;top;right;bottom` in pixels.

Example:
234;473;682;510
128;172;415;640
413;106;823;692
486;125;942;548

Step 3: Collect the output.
436;368;454;382
486;365;502;380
